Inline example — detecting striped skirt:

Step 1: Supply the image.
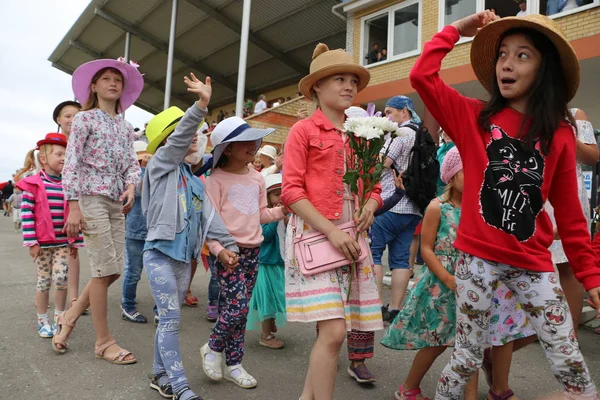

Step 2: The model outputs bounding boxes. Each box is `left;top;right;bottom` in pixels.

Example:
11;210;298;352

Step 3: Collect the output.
284;202;383;332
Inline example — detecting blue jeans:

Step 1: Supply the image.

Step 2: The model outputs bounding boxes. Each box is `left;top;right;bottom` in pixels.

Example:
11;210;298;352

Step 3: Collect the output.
370;212;421;269
144;249;191;393
121;238;145;312
208;255;220;306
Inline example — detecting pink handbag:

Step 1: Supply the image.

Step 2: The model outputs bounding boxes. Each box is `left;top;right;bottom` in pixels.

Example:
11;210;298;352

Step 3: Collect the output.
293;218;369;276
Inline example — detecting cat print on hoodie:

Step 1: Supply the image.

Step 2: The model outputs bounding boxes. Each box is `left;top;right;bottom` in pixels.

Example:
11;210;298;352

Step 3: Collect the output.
479;126;545;242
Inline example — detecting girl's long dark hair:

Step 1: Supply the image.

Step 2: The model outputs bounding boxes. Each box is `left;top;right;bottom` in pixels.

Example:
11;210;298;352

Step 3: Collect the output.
478;28;575;155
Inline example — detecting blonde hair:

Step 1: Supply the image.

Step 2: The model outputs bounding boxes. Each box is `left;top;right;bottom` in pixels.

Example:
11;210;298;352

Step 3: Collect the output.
83;67;122;113
439;179;457;204
266;188;281;208
14;144;58;182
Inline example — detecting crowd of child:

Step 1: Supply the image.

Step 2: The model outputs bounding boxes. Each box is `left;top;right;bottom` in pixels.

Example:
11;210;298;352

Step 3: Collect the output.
10;9;600;400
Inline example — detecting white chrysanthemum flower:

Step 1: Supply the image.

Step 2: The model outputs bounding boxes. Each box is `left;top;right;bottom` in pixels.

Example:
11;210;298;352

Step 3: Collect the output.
343;117;362;133
378;118;401;135
354;125;383;140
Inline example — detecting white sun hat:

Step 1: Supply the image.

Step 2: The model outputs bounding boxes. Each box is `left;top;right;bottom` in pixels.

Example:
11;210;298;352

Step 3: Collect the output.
211;116;275;167
257;145;278;161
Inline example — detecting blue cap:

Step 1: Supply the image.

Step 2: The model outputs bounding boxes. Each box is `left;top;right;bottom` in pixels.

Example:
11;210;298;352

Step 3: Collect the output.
385;96;422;125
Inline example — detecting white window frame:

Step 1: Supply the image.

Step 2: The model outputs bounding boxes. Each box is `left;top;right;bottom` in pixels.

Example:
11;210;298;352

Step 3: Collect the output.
359;0;422;68
438;0;485;44
530;0;600;20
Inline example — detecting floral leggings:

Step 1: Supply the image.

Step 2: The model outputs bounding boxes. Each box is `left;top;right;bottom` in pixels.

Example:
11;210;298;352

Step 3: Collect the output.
435;253;597;400
36;246;69;292
144;249;192;394
208;247;259;366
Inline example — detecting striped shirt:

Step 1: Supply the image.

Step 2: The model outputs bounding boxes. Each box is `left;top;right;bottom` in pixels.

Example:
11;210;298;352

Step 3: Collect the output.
21;171;84;248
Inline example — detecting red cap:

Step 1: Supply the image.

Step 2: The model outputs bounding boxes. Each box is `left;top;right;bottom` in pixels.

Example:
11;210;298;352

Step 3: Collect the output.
36;133;67;149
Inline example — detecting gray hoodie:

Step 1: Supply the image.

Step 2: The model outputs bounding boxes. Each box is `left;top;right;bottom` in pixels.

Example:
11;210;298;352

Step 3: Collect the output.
142;104;237;256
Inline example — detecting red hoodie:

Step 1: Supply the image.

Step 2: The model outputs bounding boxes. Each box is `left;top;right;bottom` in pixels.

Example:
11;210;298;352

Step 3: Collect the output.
410;25;600;291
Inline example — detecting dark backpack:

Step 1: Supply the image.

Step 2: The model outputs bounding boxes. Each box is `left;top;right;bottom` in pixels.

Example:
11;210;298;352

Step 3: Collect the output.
400;124;439;214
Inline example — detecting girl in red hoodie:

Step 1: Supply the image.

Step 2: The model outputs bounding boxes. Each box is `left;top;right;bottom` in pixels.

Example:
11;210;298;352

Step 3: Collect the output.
410;11;600;400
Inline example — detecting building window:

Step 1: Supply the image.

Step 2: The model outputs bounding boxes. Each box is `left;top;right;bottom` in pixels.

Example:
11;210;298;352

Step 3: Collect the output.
442;0;477;26
393;3;420;57
484;0;522;18
363;13;388;65
361;0;421;67
538;0;598;17
440;0;599;30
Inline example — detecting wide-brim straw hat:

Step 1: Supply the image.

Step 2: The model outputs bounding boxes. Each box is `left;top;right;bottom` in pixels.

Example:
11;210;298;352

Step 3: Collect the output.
72;58;144;113
471;14;579;102
146;106;188;154
299;43;370;100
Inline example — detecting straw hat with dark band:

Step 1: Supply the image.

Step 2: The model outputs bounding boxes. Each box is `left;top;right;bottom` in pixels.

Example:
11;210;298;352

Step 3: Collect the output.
471;14;579;102
299;43;370;100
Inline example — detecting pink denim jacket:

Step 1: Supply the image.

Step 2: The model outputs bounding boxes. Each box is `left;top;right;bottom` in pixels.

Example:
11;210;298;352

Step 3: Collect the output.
282;109;383;220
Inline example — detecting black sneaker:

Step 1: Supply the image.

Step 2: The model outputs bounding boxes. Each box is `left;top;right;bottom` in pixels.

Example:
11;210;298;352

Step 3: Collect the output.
387;309;400;323
381;304;390;322
150;372;174;399
121;307;148;323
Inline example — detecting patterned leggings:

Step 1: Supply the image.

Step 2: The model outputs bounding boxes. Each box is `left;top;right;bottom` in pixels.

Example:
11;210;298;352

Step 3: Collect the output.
435;253;597;399
316;325;374;361
36;246;69;292
209;247;259;366
144;249;191;394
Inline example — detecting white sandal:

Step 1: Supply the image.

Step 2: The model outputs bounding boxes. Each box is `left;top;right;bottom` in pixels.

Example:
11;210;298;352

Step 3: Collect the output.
200;343;223;381
224;364;257;388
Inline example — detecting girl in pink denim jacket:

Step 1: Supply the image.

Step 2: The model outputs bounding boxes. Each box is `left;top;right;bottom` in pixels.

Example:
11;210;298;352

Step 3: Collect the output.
282;43;383;399
16;133;84;339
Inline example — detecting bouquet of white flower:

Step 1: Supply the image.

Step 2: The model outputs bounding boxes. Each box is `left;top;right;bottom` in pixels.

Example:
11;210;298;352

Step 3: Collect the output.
342;105;401;299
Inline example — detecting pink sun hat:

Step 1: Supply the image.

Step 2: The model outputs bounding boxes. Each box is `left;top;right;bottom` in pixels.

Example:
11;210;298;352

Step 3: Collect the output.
72;57;144;113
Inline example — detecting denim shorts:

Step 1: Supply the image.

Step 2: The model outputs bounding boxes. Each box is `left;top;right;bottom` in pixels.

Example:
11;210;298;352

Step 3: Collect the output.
370;212;421;269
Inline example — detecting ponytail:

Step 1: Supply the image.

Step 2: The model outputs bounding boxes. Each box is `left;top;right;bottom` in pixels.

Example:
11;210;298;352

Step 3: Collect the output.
14;149;38;182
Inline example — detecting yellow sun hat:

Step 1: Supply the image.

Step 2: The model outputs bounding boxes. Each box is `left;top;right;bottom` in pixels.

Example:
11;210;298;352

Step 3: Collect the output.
146;107;204;154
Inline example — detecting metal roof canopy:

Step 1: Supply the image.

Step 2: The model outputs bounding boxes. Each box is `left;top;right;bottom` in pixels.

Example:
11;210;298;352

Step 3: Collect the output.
49;0;347;115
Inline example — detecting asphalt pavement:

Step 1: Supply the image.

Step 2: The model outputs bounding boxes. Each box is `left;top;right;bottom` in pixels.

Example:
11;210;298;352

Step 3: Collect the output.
1;216;599;400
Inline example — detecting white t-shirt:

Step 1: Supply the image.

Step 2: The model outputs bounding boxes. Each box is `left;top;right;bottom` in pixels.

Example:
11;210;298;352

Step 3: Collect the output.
516;10;526;16
254;100;267;114
260;165;278;177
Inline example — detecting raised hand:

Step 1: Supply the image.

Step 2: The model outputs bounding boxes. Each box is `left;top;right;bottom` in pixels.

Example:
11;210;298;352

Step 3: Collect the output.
451;10;499;37
184;73;212;110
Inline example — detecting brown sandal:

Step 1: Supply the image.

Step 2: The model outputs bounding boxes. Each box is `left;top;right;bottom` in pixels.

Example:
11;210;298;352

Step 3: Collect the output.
52;311;76;354
259;334;285;349
70;297;89;315
94;340;136;365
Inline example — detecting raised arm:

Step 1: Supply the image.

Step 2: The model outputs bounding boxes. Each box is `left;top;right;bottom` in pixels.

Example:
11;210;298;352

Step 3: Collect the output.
409;12;497;147
148;74;211;179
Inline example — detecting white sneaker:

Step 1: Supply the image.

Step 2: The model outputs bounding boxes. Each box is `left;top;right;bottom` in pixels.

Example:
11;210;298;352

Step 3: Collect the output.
37;322;54;338
200;343;223;381
224;364;257;388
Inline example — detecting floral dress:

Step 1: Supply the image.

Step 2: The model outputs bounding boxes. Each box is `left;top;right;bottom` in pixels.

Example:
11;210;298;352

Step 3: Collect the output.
381;200;534;349
381;200;460;349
